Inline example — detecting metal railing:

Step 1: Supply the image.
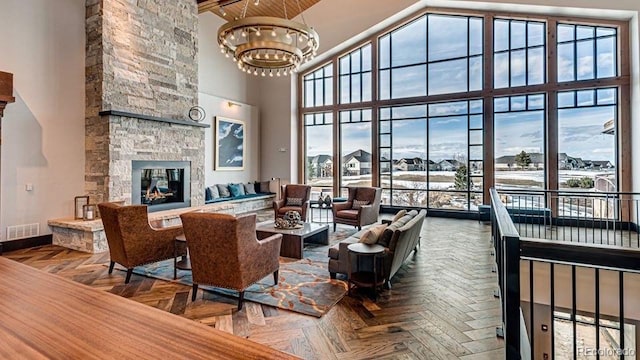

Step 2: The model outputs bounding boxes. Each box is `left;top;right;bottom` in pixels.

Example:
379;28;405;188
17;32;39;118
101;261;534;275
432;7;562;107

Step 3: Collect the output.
490;188;640;359
497;189;640;248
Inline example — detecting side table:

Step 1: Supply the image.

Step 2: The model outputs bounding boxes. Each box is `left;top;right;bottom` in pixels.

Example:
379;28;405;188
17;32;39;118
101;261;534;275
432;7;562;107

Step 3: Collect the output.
347;243;386;301
174;234;191;279
309;202;332;224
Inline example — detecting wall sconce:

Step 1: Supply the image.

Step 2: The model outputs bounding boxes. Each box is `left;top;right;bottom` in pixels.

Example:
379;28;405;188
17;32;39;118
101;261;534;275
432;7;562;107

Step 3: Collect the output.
227;101;242;108
271;177;281;199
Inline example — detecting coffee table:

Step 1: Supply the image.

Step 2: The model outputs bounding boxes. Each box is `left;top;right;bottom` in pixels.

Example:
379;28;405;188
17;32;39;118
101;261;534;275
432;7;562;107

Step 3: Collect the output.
256;221;329;259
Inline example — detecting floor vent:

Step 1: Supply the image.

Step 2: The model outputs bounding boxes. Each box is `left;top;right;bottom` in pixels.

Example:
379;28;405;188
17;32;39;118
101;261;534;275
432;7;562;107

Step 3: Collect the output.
7;223;40;241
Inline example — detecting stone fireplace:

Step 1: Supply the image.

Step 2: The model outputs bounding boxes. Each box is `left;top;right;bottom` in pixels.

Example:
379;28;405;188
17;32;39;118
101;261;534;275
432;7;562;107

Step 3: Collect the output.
84;0;204;208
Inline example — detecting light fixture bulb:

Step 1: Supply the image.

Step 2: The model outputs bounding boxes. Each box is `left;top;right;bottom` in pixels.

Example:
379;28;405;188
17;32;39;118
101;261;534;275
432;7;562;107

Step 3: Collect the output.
254;0;260;5
253;69;258;75
230;33;236;40
271;29;277;37
261;71;266;77
269;71;273;77
255;53;261;59
220;48;225;54
241;30;247;37
219;7;227;17
286;32;292;40
256;29;261;36
276;70;281;77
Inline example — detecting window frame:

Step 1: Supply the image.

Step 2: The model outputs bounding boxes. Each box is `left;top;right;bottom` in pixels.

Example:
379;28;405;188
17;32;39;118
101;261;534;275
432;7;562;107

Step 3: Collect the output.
298;7;630;211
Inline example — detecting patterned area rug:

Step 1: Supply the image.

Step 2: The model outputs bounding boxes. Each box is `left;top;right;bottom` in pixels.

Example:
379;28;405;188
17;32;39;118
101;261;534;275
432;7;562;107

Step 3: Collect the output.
119;226;357;317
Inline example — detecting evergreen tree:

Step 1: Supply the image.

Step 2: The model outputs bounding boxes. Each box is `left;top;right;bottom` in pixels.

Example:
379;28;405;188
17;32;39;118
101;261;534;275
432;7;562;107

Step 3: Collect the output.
515;150;532;169
454;165;468;190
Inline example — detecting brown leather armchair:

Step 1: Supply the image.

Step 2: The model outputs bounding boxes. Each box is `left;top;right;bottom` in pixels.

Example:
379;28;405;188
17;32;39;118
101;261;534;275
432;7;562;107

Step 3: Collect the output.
180;212;282;311
98;202;185;284
332;187;382;231
273;184;311;221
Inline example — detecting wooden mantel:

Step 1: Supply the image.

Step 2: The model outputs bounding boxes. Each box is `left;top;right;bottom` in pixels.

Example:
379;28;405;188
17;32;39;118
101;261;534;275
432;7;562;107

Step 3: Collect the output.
0;71;15;118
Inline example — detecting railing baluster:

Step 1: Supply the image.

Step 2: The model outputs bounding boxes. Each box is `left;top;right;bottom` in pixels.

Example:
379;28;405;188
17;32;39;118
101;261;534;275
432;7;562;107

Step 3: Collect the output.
529;260;534;360
595;268;600;360
572;265;577;360
620;271;625;360
550;263;555;360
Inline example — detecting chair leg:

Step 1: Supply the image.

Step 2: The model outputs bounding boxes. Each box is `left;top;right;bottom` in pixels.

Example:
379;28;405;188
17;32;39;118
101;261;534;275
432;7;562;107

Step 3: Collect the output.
330;272;336;279
273;270;279;285
125;269;134;284
108;261;115;274
357;225;361;231
237;291;245;311
333;223;337;231
191;284;199;302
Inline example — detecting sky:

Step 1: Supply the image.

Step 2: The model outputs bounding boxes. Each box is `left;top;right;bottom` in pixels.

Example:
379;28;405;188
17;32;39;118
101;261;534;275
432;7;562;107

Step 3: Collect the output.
305;15;618;164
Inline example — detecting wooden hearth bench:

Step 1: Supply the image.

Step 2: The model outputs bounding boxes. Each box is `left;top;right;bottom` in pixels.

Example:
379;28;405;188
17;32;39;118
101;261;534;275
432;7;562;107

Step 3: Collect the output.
48;194;274;253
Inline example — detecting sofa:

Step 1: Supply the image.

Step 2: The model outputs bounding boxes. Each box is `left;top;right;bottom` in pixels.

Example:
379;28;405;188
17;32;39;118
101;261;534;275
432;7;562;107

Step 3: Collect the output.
205;181;273;204
328;209;427;287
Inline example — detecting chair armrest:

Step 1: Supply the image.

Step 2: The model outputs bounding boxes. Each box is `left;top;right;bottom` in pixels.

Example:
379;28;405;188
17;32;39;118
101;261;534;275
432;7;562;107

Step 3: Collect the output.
151;225;183;240
273;199;285;209
358;204;379;225
332;201;352;214
258;234;283;262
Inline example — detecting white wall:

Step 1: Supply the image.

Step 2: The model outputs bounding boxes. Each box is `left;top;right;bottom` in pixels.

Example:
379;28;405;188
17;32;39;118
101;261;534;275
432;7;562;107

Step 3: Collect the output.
200;93;260;186
199;12;256;105
198;11;264;187
0;0;85;241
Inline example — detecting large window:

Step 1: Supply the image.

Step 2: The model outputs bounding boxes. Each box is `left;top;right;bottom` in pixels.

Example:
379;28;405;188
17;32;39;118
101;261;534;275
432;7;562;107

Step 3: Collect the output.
305;112;333;195
494;94;546;189
340;109;373;197
300;8;628;211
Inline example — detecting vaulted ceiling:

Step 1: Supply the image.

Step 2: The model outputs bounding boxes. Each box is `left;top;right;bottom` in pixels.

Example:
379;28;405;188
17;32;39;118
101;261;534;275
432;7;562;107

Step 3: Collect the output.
197;0;321;19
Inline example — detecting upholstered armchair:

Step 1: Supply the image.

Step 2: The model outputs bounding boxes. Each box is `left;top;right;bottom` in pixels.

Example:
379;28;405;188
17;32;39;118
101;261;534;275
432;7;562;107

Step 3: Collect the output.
332;187;382;231
98;202;185;284
273;184;311;221
180;212;282;311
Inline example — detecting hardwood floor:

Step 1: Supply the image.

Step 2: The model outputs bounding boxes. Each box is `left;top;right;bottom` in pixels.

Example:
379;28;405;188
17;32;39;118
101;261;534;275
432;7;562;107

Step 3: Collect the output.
3;216;503;359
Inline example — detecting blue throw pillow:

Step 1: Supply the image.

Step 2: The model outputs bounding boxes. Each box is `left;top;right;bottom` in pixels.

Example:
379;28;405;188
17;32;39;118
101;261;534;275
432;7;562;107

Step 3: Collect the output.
205;187;212;201
229;183;245;197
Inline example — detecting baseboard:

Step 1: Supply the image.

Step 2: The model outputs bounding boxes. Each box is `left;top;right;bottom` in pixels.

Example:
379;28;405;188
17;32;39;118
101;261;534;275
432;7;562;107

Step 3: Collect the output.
0;234;52;255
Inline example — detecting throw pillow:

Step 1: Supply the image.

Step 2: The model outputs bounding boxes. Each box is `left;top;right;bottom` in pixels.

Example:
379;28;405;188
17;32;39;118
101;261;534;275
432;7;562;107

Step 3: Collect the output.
229;183;245;197
287;197;303;206
217;184;231;198
244;182;257;194
209;185;220;199
205;187;212;201
392;209;407;222
359;224;388;244
258;181;271;193
352;199;369;210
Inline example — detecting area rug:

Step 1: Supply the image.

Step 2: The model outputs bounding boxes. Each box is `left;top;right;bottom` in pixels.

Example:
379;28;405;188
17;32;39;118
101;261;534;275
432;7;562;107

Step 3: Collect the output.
114;227;356;317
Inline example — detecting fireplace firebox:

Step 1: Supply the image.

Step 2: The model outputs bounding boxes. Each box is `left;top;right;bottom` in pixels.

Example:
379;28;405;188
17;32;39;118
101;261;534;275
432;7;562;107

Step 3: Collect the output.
131;161;191;212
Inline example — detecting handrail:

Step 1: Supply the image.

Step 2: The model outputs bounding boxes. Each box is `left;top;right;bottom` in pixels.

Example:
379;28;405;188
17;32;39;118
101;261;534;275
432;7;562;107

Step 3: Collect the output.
490;188;522;359
520;236;640;272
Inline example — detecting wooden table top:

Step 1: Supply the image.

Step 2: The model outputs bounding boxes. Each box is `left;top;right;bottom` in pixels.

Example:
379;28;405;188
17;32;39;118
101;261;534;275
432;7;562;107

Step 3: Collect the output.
0;256;299;359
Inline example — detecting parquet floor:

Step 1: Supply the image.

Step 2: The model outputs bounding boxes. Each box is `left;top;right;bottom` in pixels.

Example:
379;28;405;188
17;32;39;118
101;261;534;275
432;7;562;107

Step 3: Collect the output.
3;216;503;359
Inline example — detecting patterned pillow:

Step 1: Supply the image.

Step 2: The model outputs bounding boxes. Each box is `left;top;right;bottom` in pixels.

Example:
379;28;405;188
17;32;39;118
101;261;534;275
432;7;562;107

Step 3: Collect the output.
244;183;257;194
228;183;245;197
352;199;370;210
217;184;231;198
359;224;388;244
287;197;303;206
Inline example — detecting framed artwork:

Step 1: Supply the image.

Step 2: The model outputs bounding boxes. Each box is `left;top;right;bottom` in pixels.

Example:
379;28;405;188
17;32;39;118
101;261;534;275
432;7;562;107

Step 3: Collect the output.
215;116;245;170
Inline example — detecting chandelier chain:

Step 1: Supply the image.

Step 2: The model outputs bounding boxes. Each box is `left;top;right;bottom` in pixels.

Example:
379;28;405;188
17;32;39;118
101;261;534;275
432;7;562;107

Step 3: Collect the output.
282;0;288;20
295;0;307;26
241;0;250;18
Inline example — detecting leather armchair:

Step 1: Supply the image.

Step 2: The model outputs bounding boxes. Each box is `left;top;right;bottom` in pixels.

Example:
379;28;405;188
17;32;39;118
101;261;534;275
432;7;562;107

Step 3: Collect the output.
180;212;282;311
98;202;185;284
332;187;382;231
273;184;311;221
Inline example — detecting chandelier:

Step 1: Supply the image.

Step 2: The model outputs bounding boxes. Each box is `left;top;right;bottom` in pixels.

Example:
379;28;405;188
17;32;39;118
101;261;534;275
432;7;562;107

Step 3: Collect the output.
217;0;319;77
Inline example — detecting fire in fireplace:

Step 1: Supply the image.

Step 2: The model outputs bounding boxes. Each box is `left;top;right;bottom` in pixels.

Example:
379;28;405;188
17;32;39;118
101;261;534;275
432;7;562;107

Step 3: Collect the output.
131;161;191;212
